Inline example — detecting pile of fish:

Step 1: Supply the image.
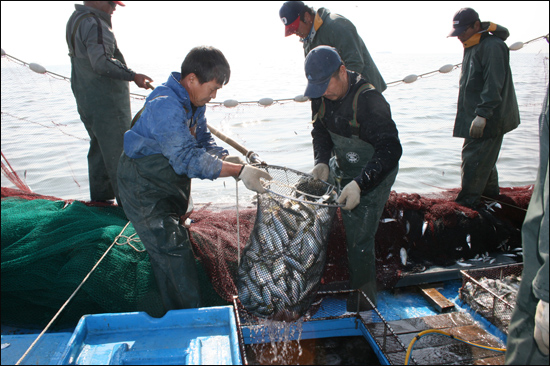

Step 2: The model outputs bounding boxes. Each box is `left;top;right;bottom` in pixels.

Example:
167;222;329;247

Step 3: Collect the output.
237;194;336;322
461;274;521;332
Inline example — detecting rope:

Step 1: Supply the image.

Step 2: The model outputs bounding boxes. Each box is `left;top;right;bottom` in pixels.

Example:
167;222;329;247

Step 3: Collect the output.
404;329;506;365
115;232;146;252
15;221;133;365
2;33;547;107
236;178;241;266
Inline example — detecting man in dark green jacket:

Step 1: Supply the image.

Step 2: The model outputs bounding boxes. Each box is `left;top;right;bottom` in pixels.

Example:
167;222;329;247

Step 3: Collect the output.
505;84;549;364
66;1;152;204
280;1;386;93
448;8;520;208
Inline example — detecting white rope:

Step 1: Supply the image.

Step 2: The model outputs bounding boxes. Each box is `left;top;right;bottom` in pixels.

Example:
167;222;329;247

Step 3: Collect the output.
235;179;240;266
15;221;132;365
3;33;547;107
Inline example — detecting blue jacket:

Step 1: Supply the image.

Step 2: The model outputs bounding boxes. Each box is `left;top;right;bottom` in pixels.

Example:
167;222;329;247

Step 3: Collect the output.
124;72;228;180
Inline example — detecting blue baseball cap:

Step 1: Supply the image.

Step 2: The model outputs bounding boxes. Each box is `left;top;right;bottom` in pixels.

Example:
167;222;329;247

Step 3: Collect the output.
448;8;479;37
279;1;305;37
304;46;342;99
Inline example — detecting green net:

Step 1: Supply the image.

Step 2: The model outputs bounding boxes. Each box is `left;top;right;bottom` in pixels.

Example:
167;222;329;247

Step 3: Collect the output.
1;196;227;329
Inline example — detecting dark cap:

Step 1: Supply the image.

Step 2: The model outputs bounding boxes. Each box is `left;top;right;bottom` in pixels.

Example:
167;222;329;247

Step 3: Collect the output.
304;46;342;99
279;1;305;37
448;8;479;37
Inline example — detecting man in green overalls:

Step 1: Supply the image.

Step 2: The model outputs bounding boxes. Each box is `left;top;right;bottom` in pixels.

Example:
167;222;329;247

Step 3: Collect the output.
303;46;402;310
66;1;153;204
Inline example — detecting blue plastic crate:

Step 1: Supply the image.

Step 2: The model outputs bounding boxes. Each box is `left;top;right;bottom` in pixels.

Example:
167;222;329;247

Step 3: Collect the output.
58;306;241;365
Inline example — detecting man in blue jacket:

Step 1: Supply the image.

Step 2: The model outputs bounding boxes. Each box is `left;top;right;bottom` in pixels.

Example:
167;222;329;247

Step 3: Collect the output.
66;1;153;204
118;46;271;312
448;8;520;208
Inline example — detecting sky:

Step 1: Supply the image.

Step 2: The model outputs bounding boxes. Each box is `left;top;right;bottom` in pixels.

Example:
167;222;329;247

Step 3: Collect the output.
1;1;549;69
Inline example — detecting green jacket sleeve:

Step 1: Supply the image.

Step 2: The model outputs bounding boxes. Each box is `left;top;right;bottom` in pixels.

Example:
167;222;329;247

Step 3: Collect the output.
474;38;510;120
532;87;549;303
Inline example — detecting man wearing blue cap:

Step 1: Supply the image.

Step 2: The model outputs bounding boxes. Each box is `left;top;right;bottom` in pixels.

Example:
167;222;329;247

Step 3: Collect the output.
448;8;520;209
280;1;386;93
304;45;401;310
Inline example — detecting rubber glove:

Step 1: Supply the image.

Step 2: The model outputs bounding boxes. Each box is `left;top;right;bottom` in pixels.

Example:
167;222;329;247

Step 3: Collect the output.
337;180;361;210
469;116;487;138
311;163;329;181
534;299;549;355
224;155;245;164
239;166;272;194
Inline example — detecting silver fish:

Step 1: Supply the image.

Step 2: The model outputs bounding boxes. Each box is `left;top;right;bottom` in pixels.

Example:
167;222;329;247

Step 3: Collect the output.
400;247;407;266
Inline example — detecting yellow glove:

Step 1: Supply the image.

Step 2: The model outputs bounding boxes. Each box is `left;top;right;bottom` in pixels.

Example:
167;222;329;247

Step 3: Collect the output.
238;166;272;194
469;116;487;138
311;163;329;181
337;180;361;210
534;300;549;355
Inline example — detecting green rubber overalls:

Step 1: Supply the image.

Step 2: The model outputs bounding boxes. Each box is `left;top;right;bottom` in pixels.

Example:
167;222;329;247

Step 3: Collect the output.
318;84;398;305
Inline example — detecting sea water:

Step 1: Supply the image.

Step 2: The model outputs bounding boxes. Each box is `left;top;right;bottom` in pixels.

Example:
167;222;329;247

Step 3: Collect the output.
1;52;548;205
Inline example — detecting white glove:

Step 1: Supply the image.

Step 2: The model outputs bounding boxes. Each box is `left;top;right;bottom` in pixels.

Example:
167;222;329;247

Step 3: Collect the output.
534;300;549;355
224;155;245;164
311;163;329;181
337;180;361;210
469;116;487;138
238;165;272;194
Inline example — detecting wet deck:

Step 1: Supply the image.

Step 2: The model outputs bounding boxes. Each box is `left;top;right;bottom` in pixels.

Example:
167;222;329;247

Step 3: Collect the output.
365;311;505;365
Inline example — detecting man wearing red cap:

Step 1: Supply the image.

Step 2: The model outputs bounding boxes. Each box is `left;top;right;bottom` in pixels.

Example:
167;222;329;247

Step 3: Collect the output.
279;1;386;93
66;1;153;205
447;8;520;209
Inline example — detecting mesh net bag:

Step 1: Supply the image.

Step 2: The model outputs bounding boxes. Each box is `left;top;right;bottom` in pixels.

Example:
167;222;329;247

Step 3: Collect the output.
236;165;340;322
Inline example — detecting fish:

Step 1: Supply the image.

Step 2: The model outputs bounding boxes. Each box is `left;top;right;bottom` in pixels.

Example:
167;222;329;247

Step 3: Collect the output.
456;259;473;267
422;221;428;236
466;234;471;249
400;247;407;266
237;189;336;321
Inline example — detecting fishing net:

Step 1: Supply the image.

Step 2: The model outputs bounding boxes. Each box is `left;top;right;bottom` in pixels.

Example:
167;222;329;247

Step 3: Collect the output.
0;189;228;329
236;165;340;321
459;264;523;334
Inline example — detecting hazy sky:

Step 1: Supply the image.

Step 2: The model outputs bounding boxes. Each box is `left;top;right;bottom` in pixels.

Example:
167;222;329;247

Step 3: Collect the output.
1;1;549;69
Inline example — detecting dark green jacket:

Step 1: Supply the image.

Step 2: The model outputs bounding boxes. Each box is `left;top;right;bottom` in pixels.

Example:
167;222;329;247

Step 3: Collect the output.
66;4;134;118
453;22;520;138
303;8;386;93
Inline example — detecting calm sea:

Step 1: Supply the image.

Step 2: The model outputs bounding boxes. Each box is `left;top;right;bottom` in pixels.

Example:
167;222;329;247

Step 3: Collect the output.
1;52;548;205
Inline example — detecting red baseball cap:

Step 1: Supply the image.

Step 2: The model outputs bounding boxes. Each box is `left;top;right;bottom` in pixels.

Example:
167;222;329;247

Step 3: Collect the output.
111;1;125;6
280;1;304;37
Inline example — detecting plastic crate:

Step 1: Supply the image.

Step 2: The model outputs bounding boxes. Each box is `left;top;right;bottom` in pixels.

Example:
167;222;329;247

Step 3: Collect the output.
58;306;242;365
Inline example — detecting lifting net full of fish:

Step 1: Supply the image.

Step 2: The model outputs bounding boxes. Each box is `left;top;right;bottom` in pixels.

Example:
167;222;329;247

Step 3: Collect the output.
236;165;340;322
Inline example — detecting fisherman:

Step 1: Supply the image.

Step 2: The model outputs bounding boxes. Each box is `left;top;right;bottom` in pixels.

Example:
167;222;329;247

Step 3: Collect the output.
66;1;153;205
447;8;520;208
117;46;271;312
505;84;549;365
279;1;386;93
303;45;402;310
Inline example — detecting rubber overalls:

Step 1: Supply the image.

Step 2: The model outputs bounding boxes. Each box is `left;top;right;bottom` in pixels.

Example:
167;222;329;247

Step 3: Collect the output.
118;153;201;313
318;85;398;306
